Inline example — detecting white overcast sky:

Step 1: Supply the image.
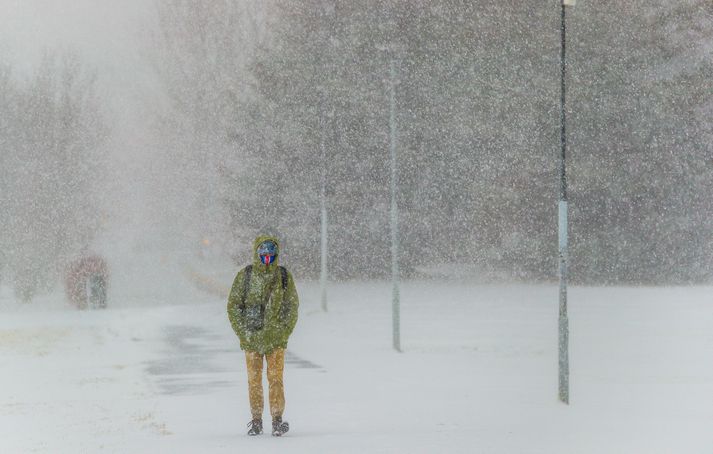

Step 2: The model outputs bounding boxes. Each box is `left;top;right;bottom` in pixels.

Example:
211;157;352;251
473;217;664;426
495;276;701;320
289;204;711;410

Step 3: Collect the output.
0;0;150;73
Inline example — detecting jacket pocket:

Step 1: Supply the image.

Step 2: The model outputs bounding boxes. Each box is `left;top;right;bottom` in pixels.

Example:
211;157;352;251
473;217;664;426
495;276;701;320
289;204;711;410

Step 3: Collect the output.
245;304;265;331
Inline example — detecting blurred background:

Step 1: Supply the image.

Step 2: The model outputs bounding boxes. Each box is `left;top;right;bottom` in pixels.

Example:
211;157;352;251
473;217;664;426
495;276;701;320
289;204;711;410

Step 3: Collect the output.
1;0;712;305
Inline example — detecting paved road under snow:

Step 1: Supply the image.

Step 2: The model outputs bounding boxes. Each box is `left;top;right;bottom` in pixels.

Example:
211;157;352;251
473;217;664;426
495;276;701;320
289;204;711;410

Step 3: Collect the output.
2;273;713;453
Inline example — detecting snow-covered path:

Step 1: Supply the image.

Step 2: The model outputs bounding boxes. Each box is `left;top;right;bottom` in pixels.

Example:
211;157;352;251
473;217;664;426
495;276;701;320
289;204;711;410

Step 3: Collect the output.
1;269;712;453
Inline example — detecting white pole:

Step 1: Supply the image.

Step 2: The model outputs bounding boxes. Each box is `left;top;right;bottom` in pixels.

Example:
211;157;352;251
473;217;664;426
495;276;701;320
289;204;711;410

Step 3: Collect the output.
389;58;401;352
320;95;329;312
320;191;328;312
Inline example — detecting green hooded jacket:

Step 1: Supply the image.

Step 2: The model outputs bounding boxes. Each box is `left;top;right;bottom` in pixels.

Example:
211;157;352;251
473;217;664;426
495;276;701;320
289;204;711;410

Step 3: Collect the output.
227;235;299;354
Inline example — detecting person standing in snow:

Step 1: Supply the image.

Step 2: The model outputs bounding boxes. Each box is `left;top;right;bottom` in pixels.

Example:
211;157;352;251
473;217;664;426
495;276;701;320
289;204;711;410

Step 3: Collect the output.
227;235;299;436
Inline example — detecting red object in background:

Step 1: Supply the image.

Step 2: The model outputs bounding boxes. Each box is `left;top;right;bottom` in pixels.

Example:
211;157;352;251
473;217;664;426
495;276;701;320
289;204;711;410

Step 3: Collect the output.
64;255;109;309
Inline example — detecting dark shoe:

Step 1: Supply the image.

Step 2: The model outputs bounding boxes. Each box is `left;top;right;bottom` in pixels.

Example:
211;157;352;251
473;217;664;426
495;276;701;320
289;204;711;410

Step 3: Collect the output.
247;419;263;436
272;416;289;436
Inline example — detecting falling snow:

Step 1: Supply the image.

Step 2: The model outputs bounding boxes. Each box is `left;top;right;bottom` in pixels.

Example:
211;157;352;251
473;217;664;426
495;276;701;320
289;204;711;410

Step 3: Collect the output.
0;1;712;453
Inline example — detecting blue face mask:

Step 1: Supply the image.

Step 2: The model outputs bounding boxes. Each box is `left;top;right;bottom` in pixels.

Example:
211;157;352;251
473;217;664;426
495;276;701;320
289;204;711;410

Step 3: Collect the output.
257;241;278;265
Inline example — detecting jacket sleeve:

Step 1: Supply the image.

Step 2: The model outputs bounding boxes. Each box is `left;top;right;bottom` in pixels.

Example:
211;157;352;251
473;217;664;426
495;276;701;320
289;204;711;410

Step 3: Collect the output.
227;269;247;343
278;271;299;342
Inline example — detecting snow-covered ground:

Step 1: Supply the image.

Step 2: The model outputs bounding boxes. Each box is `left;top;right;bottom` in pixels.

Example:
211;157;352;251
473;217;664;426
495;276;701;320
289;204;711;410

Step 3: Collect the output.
1;258;712;453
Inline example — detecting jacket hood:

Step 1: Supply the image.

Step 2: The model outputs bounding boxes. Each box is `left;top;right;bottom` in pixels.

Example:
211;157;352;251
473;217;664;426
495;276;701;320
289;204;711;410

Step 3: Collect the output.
252;234;281;268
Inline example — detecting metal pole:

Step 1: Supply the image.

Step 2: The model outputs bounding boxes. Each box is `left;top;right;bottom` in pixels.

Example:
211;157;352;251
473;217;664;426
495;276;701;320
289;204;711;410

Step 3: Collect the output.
389;58;401;352
558;0;571;405
320;94;328;312
319;197;327;312
320;183;328;312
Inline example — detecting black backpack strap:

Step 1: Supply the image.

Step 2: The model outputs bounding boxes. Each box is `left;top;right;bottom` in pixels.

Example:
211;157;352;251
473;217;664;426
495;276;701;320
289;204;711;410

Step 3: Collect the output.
241;265;253;305
279;266;288;291
277;266;291;321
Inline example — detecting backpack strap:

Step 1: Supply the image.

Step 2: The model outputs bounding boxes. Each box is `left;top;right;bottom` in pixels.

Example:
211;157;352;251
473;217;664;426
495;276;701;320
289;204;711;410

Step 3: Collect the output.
242;265;287;305
279;266;288;291
241;265;253;305
278;266;291;321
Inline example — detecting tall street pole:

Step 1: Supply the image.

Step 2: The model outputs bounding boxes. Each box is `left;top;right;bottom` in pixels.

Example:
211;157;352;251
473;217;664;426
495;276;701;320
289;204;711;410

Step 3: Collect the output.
559;0;575;405
320;104;329;313
318;0;333;312
389;57;401;353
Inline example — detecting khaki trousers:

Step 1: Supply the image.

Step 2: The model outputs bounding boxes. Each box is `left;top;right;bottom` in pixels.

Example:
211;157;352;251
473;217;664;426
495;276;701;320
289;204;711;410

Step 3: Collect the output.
245;348;285;419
